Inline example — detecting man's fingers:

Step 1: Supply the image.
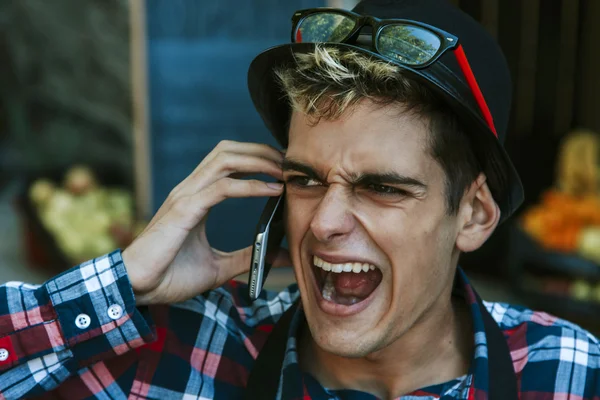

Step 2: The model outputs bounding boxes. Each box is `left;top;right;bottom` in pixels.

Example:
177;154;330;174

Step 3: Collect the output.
194;141;284;175
194;178;284;214
179;152;284;196
207;151;283;180
163;179;282;232
212;140;284;164
215;246;253;279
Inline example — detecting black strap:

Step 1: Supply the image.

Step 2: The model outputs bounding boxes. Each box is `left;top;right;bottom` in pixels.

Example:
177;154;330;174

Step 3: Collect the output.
244;302;298;400
246;298;518;400
477;296;519;400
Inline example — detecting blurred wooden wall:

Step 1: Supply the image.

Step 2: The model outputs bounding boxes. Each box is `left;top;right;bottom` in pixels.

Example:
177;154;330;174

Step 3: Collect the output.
449;0;600;209
450;0;600;278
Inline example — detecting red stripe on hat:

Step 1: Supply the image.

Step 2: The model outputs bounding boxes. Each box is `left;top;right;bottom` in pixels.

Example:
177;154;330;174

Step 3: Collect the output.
454;45;497;138
296;29;303;43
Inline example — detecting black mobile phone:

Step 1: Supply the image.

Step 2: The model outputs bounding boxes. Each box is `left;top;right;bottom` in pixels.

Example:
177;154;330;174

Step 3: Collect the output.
248;193;285;300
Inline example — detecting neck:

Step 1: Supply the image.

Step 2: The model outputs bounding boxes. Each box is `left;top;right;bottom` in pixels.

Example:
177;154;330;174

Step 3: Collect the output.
299;294;473;399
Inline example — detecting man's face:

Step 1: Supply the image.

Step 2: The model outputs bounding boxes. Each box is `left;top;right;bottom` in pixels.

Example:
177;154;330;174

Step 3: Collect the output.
283;99;463;357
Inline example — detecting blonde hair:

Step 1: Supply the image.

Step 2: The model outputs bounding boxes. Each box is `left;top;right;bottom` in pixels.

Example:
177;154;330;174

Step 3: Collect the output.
275;45;486;215
275;45;436;122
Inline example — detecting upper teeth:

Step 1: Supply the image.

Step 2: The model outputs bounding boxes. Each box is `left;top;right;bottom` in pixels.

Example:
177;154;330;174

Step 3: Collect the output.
313;255;376;274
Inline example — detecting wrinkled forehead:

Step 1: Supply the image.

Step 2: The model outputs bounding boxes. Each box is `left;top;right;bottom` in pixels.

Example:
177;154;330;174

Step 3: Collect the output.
286;101;437;176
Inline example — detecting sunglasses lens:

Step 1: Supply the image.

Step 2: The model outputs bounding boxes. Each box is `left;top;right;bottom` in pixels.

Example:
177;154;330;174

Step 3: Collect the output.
295;12;356;43
377;24;441;65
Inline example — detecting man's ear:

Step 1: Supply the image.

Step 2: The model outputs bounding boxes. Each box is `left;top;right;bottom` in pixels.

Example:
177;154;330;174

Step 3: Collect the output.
455;173;501;253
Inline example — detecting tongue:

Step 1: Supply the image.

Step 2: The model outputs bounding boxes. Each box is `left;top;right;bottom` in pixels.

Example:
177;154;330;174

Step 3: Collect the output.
332;270;381;299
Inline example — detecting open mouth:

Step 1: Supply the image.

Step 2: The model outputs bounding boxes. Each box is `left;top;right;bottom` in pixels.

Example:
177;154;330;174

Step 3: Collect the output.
311;255;383;306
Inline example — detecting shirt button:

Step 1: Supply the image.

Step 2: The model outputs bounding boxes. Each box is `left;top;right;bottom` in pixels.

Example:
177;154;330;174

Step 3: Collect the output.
75;313;91;329
107;304;123;320
0;348;9;361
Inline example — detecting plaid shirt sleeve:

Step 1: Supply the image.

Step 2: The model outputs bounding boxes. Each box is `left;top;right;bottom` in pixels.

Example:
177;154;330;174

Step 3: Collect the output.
517;319;600;399
486;301;600;399
0;250;155;400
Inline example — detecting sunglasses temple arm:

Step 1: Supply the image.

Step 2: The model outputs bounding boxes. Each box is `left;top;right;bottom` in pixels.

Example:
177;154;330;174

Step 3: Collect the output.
454;45;498;138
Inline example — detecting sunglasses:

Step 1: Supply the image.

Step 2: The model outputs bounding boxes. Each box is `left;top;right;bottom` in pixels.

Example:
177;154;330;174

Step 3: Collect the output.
291;8;497;137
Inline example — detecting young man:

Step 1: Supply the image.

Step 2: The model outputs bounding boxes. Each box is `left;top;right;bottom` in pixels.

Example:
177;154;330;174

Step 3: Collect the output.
1;0;599;399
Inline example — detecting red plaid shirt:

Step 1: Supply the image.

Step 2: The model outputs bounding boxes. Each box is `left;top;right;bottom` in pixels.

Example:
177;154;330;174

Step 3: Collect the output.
0;250;599;399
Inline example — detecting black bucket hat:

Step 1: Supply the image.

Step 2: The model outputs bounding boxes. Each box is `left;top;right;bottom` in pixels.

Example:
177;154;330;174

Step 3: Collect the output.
247;0;524;222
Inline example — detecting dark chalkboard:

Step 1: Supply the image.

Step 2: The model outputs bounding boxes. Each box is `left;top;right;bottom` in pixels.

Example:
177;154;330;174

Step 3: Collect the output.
145;0;324;251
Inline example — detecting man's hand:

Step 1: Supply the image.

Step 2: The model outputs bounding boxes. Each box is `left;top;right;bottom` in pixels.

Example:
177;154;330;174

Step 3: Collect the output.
122;140;290;305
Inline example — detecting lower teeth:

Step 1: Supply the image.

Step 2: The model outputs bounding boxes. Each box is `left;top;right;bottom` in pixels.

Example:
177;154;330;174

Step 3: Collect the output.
321;272;361;305
322;272;335;301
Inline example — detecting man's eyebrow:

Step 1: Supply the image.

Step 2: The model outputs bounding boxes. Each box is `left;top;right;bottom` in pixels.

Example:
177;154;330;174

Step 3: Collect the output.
353;172;427;189
281;159;323;180
282;159;427;189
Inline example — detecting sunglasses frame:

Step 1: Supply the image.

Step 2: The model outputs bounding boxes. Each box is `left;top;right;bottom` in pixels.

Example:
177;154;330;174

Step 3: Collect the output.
291;8;460;69
290;7;498;137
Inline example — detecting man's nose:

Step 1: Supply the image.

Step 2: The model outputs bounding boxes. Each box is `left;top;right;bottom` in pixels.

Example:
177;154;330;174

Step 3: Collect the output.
309;186;355;243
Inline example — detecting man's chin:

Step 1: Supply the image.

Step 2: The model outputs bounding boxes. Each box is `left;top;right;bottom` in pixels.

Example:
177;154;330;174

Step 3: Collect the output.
311;331;364;358
296;257;392;357
302;311;381;358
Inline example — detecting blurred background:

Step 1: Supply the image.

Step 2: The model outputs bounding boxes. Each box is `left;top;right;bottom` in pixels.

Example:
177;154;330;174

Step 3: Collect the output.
0;0;599;334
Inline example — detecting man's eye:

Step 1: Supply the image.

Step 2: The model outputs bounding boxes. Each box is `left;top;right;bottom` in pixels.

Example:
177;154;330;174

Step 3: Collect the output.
368;184;405;196
287;176;322;187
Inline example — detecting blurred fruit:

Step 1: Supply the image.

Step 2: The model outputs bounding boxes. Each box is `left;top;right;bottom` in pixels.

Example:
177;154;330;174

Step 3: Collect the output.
45;190;75;217
578;227;600;264
29;166;141;263
63;165;97;195
56;230;86;260
522;190;600;254
106;189;134;226
592;284;600;303
522;130;600;256
571;279;592;301
556;129;599;197
29;179;56;207
87;234;117;257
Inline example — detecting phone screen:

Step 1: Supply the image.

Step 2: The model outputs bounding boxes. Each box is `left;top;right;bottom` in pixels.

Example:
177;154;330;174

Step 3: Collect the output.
248;194;285;300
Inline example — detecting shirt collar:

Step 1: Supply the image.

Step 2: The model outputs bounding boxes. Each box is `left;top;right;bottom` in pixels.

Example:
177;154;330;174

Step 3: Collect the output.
277;267;491;399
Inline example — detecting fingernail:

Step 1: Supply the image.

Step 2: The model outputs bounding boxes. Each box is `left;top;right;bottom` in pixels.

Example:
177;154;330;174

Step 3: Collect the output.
267;182;283;190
